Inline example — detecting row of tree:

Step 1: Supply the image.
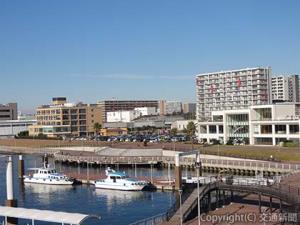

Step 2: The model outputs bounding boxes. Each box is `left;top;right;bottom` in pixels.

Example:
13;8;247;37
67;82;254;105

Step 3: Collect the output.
170;121;196;137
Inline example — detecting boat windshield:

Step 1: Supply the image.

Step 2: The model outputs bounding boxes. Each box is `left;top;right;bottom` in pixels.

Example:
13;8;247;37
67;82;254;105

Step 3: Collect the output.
126;178;138;182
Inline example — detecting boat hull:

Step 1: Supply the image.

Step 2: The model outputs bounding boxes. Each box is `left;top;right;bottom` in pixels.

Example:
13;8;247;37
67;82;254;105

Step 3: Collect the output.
24;177;73;185
95;183;145;191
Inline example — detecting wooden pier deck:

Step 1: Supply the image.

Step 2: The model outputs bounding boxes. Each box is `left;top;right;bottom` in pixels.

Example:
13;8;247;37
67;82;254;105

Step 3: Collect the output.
54;152;300;175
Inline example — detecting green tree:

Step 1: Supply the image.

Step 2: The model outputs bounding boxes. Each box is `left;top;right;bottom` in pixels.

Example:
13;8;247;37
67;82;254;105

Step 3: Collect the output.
186;121;196;138
170;128;178;136
93;122;102;136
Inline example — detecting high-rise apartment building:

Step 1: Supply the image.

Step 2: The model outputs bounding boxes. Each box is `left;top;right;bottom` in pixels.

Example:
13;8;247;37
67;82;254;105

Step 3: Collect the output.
98;100;158;122
182;103;196;114
29;97;103;137
0;103;17;120
196;67;272;121
271;75;299;103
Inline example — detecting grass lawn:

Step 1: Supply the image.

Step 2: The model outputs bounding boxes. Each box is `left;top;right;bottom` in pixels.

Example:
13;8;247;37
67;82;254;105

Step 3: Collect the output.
1;139;300;163
199;145;300;163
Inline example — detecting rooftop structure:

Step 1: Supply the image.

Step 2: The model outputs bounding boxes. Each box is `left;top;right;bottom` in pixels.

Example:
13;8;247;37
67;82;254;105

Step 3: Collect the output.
0;206;100;225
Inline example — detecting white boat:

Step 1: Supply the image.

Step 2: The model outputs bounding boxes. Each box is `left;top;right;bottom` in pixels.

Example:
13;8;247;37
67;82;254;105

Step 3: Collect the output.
94;168;148;191
24;166;74;185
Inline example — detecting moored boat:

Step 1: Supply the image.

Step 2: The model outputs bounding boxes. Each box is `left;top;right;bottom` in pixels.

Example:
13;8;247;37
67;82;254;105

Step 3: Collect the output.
94;168;148;191
24;166;74;185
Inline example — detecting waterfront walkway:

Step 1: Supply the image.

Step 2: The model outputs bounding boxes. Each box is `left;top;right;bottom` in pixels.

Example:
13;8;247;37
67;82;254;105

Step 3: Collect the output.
53;150;300;175
164;180;300;225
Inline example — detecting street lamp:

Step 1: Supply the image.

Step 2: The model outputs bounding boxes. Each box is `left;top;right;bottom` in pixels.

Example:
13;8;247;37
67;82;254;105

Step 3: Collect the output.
179;189;183;225
195;155;201;225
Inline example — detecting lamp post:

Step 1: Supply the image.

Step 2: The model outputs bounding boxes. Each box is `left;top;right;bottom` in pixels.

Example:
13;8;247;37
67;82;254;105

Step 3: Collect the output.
195;154;201;225
179;189;183;225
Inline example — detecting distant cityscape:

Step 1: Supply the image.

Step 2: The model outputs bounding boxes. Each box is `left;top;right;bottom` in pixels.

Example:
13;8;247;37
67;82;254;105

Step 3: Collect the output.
1;66;300;146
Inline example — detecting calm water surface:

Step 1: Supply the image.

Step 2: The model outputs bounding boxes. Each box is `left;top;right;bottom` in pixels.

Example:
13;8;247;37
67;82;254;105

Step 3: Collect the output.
0;154;183;225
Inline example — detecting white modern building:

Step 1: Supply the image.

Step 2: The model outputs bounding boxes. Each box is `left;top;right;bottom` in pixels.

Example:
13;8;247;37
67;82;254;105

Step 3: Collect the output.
272;75;299;103
107;111;140;123
196;67;272;121
134;107;157;116
197;104;300;146
106;107;158;123
0;120;36;137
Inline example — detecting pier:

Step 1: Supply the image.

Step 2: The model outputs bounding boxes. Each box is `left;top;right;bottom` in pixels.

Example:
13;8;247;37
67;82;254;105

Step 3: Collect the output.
53;150;300;176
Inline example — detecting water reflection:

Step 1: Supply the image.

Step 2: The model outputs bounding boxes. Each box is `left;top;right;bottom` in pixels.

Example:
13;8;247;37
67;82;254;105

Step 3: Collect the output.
24;183;75;204
94;188;148;211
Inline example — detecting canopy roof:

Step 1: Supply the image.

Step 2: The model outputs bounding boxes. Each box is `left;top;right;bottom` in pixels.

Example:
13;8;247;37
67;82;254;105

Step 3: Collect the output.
0;206;100;224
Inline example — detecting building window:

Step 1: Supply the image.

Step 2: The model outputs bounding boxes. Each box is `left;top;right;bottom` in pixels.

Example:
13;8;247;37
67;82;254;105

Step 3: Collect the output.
290;125;299;134
275;125;286;134
209;125;217;134
219;125;223;134
254;108;272;121
261;125;272;134
200;125;207;133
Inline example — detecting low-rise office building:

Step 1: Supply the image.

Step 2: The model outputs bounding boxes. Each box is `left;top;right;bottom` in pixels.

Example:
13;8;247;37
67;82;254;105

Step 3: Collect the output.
197;104;300;146
98;100;158;122
0;103;17;120
29;97;103;137
107;110;140;123
106;107;158;123
0;120;36;137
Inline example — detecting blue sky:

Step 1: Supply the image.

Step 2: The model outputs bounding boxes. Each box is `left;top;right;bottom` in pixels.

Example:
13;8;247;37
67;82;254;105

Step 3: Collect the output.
0;0;300;112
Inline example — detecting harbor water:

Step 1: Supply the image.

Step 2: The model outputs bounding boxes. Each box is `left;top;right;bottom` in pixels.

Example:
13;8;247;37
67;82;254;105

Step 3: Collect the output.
0;154;180;225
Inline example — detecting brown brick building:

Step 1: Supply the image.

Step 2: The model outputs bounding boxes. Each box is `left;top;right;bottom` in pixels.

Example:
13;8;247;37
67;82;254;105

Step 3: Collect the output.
29;97;103;137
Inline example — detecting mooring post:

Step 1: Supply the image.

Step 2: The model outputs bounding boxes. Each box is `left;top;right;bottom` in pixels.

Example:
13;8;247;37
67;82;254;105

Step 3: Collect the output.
5;156;18;225
18;155;24;179
175;153;182;190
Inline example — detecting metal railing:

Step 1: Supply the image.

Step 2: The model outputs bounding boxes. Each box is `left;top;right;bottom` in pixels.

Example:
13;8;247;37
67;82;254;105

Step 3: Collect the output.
128;212;168;225
53;152;300;173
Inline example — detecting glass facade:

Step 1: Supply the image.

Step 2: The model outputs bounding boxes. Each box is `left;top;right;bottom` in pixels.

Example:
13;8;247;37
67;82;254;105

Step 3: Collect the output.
254;108;272;121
